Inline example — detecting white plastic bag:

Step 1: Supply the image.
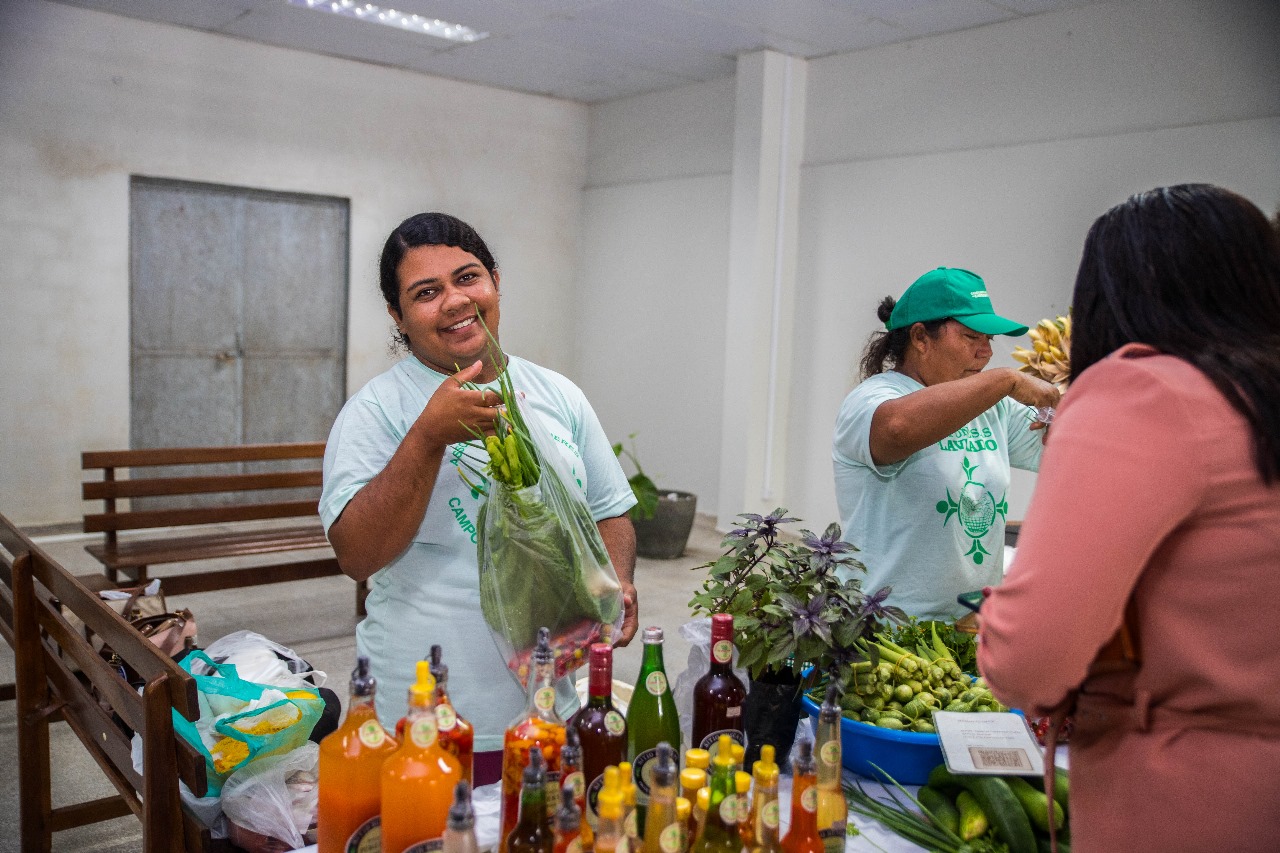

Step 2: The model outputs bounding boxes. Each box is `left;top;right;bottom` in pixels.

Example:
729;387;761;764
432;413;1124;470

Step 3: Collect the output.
221;742;319;851
671;618;749;749
197;630;327;691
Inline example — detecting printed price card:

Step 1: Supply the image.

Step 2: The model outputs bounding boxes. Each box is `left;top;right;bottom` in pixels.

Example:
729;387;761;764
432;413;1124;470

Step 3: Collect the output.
934;711;1045;776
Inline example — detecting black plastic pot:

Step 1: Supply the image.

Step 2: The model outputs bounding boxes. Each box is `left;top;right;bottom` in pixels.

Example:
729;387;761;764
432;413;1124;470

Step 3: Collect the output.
632;490;697;559
743;667;805;768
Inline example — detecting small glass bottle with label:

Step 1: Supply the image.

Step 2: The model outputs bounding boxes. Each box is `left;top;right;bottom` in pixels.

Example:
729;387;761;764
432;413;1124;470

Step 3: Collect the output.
626;626;683;829
691;614;746;756
569;643;628;828
781;742;823;853
814;685;848;853
502;628;567;852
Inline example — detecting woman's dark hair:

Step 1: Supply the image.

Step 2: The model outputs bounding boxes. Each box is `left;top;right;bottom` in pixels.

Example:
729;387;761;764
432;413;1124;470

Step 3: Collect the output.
1071;183;1280;482
859;297;948;379
378;212;498;314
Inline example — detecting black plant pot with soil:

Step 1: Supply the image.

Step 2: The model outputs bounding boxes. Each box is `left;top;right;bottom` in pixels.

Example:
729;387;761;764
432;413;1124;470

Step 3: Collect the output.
742;666;805;768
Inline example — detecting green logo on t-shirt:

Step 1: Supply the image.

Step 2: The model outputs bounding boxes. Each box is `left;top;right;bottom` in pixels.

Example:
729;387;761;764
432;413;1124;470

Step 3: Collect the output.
936;456;1008;565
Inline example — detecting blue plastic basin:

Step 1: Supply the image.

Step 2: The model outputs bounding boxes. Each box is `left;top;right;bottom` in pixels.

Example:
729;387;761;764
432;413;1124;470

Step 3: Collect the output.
800;690;942;785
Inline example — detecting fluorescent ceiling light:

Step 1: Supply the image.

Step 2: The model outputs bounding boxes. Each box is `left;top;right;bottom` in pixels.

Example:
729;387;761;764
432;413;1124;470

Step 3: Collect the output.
286;0;489;43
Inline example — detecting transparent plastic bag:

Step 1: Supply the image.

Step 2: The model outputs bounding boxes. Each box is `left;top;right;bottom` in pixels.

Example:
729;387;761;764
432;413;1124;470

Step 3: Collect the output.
671;618;748;750
221;742;319;852
174;650;325;795
198;629;328;690
477;393;624;686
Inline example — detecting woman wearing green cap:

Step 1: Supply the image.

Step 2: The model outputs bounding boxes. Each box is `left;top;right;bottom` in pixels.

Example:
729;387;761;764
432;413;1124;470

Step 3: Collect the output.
832;267;1060;622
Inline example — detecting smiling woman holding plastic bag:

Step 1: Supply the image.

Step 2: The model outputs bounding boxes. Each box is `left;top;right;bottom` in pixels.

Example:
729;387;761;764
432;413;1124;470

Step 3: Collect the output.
321;212;638;786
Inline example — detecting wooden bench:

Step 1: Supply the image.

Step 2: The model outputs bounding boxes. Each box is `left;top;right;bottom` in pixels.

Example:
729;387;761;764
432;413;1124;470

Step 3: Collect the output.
81;442;365;614
1;511;229;852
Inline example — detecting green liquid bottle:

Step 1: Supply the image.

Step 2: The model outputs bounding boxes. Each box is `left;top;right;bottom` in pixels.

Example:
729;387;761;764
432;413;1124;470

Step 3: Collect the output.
689;735;741;853
626;626;683;829
508;749;554;853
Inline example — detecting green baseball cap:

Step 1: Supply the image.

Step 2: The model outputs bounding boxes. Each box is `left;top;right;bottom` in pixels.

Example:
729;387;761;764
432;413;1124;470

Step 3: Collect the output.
886;267;1028;336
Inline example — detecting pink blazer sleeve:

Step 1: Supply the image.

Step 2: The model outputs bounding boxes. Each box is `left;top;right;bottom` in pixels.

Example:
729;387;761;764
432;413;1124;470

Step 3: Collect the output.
977;349;1204;715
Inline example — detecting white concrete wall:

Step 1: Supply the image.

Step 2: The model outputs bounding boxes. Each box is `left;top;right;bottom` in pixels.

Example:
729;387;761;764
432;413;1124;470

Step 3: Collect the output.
0;0;588;526
576;78;736;509
582;0;1280;535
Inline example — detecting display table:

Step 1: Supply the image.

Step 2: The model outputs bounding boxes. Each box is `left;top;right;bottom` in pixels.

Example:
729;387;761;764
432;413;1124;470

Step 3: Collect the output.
294;747;1067;853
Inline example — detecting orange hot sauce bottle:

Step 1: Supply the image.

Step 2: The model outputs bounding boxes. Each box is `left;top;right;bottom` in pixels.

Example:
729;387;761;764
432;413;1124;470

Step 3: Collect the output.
381;661;464;853
318;655;399;853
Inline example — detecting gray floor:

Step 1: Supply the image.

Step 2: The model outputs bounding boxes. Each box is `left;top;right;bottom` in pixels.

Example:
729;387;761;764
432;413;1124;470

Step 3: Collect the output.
0;513;728;852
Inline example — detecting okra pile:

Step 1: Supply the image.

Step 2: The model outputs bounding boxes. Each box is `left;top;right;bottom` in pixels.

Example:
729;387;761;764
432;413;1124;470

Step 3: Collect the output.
838;624;1007;732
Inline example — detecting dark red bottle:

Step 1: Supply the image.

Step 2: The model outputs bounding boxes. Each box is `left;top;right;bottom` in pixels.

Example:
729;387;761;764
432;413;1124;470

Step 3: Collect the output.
569;643;628;828
691;613;747;758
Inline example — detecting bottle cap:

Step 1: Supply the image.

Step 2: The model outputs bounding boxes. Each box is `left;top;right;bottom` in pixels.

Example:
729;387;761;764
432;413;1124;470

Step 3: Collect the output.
351;655;375;697
588;643;613;696
735;771;751;795
712;735;736;769
676;797;691;821
730;742;744;767
680;768;706;791
534;627;553;667
618;761;636;805
753;744;779;785
430;644;448;685
555;786;581;830
820;682;840;717
447;780;475;831
695;787;709;811
685;748;710;770
561;726;582;764
643;626;664;643
793;739;815;775
710;613;734;643
524;747;546;786
409;660;437;702
598;765;624;820
651;742;677;787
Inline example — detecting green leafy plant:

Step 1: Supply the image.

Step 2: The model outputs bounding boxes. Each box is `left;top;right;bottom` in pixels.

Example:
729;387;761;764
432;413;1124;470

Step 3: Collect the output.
688;509;905;688
612;433;660;521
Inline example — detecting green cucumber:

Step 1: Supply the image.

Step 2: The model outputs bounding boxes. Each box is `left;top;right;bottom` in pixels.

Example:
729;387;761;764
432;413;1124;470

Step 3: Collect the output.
1005;775;1066;833
955;790;988;841
916;785;960;836
928;766;1037;853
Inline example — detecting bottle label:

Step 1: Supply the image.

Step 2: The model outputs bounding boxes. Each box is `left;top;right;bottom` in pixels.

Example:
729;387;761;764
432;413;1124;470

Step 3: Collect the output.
625;809;638;839
436;704;458;732
345;816;381;853
761;799;780;830
645;671;669;696
718;793;738;825
410;715;438;748
535;686;557;713
565;839;584;853
357;720;386;749
820;823;847;852
586;773;606;822
659;822;683;853
631;747;658;796
402;839;444;853
819;740;840;767
736;791;749;825
801;787;818;813
604;710;625;736
562;770;585;799
711;640;733;664
698;728;745;754
617;838;630;853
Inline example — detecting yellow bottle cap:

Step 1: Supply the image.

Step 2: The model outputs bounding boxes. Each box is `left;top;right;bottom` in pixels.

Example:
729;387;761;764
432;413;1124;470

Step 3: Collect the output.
598;765;624;820
753;744;780;785
735;771;751;795
712;735;736;768
696;787;710;811
618;761;636;805
730;743;745;766
676;797;691;821
680;768;707;791
409;660;437;701
685;748;710;770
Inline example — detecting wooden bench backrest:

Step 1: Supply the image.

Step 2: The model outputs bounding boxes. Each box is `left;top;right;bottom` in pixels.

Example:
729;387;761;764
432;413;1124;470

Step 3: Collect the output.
82;441;326;533
1;513;214;852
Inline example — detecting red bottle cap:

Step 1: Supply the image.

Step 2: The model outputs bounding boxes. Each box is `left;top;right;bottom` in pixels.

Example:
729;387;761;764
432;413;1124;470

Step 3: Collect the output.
710;613;734;643
588;642;613;697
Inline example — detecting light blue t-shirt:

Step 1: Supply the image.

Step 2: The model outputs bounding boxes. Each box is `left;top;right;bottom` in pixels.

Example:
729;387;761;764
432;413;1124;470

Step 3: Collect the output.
320;354;636;749
832;371;1043;622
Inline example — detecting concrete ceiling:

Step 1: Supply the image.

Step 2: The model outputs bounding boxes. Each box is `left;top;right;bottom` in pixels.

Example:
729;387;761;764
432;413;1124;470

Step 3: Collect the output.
49;0;1103;103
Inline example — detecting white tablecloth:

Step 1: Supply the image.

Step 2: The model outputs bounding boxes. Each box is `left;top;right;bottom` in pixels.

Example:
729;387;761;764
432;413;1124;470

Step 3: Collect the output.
295;747;1067;853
